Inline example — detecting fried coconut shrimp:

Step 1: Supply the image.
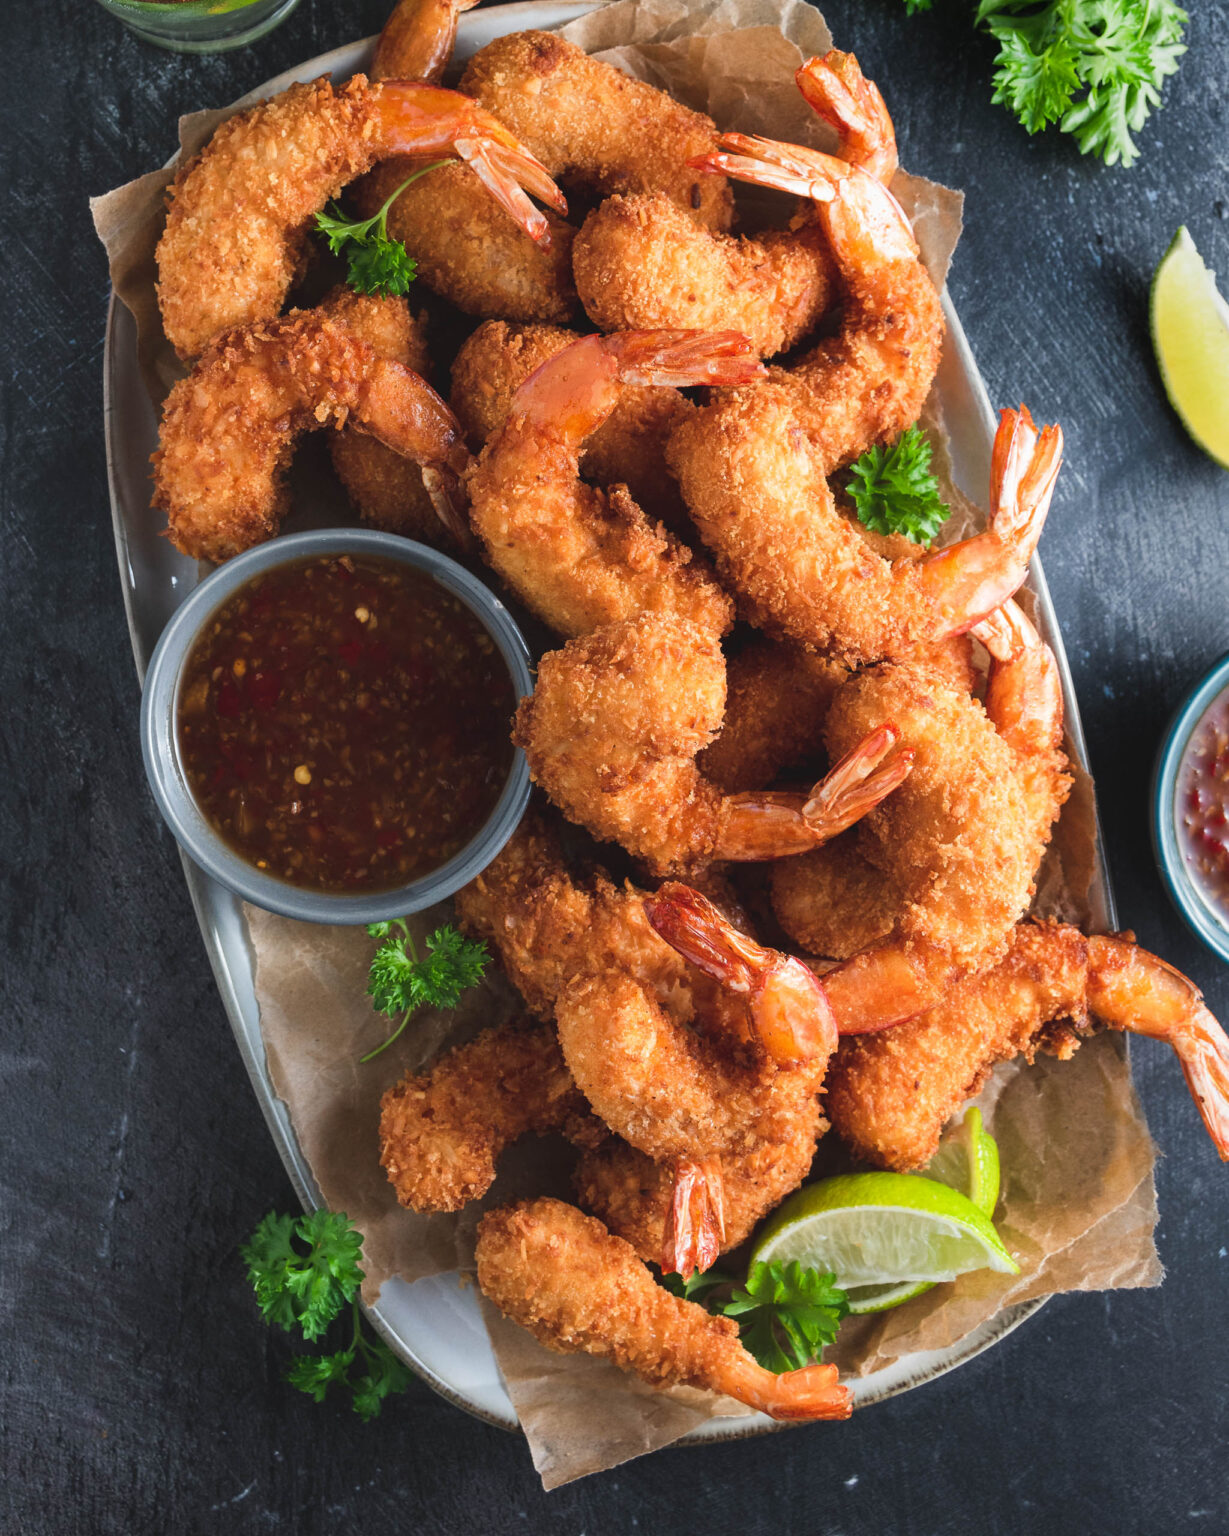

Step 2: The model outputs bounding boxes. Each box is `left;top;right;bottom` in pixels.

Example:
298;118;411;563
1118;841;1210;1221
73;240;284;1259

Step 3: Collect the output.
688;128;942;468
671;396;1062;667
573;52;896;356
156;75;565;359
464;331;761;640
825;921;1229;1169
476;1199;851;1420
515;611;914;875
379;1020;597;1212
460;31;733;231
450;320;694;530
151;310;469;562
773;599;1072;972
317;288;452;546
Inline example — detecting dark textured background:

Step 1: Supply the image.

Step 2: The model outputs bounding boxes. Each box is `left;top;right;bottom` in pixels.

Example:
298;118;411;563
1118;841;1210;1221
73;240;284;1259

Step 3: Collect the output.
3;1;1228;1531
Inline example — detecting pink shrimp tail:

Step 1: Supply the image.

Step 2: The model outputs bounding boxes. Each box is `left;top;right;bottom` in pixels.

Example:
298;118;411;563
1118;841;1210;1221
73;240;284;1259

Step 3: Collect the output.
661;1158;727;1278
717;1354;852;1422
604;329;766;389
991;405;1063;545
802;723;913;840
647;883;837;1063
795;50;898;184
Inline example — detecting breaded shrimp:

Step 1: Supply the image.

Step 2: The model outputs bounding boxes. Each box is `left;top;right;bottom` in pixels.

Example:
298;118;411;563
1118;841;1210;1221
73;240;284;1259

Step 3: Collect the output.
318;288;450;546
151;310;470;562
464;331;761;641
476;1199;851;1420
670;399;1062;667
460;32;733;231
450;321;694;531
825;921;1229;1169
690;131;942;468
773;606;1072;970
379;1020;594;1212
572;52;896;355
514;612;914;874
155;75;566;359
372;0;478;84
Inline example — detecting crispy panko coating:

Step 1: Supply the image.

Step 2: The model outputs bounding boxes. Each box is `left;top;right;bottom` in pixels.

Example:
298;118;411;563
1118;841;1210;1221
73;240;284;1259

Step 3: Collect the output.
151;310;467;562
515;615;728;873
575;1125;822;1265
824;922;1089;1169
774;660;1070;968
353;158;579;323
453;810;692;1024
573;193;834;356
379;1020;594;1211
463;333;736;641
157;75;561;359
318;288;450;545
476;1199;850;1420
450;320;694;530
460;32;733;231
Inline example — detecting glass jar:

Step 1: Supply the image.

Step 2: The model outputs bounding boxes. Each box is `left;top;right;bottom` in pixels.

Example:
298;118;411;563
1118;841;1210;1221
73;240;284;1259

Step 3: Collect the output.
93;0;301;53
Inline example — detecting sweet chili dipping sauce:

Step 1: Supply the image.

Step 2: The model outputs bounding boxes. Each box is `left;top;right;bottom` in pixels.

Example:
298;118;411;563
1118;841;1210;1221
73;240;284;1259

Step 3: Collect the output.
1176;685;1229;921
177;554;515;893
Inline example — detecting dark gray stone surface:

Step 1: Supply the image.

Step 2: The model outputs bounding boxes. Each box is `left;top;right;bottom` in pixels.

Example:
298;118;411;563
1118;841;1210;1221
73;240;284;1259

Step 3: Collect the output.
2;2;1227;1531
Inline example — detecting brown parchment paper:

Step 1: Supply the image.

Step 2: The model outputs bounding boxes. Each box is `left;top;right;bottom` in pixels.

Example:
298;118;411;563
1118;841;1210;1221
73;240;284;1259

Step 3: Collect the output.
92;0;1160;1491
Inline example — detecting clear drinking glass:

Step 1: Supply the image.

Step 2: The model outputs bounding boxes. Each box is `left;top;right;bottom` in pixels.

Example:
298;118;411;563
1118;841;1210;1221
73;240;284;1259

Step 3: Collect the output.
94;0;301;53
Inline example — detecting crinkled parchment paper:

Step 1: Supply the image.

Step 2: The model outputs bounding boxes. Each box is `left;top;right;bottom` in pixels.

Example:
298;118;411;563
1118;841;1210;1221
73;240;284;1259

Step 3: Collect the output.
92;0;1159;1491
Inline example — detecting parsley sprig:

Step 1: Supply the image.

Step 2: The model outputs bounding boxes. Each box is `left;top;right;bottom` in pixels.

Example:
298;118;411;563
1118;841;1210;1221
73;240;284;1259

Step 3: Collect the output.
845;426;949;547
363;919;489;1061
314;161;448;297
242;1211;413;1421
662;1260;850;1373
898;0;1187;167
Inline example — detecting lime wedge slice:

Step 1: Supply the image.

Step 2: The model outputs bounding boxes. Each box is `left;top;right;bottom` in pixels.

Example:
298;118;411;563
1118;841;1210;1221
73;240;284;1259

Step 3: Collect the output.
923;1107;1000;1218
1150;226;1229;468
751;1170;1018;1317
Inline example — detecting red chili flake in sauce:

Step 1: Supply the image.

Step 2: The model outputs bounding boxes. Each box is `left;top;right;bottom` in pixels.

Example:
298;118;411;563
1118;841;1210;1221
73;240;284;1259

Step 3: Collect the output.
1176;686;1229;920
177;554;516;894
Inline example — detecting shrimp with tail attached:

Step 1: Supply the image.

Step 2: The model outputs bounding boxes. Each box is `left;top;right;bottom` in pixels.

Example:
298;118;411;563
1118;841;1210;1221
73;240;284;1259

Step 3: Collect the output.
465;331;763;641
151;310;470;562
514;610;914;874
477;1200;851;1420
825;920;1229;1169
156;75;566;359
671;394;1061;667
573;50;896;356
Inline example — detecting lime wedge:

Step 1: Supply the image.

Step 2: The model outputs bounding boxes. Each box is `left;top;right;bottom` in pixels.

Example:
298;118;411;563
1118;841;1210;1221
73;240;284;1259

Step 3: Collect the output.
751;1170;1018;1317
1150;226;1229;468
923;1107;1000;1218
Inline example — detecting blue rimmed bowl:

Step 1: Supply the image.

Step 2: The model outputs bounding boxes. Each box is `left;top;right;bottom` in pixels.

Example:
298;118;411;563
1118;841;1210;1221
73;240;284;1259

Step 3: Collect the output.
140;529;533;925
1152;651;1229;964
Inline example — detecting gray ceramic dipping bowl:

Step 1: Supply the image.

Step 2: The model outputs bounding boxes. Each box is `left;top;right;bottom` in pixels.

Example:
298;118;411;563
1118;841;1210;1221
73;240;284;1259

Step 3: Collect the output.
140;529;533;925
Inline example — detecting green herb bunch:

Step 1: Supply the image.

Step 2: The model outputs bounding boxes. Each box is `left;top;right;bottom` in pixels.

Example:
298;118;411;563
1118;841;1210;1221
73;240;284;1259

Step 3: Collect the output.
663;1260;850;1373
845;425;949;547
314;161;448;297
242;1211;413;1421
362;919;489;1062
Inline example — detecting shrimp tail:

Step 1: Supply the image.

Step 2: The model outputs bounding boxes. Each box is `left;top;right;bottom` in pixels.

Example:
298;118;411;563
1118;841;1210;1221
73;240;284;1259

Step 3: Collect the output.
714;1353;852;1422
662;1158;727;1278
419;463;475;548
647;882;837;1064
603;329;766;390
802;723;913;840
795;50;898;184
1088;936;1229;1161
453;137;560;245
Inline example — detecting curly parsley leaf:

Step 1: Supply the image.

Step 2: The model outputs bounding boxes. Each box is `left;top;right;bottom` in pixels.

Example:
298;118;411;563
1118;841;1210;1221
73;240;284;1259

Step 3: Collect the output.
243;1210;414;1420
723;1261;850;1374
845;426;949;547
658;1260;849;1373
362;922;489;1061
313;160;448;297
241;1209;364;1341
973;0;1188;167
